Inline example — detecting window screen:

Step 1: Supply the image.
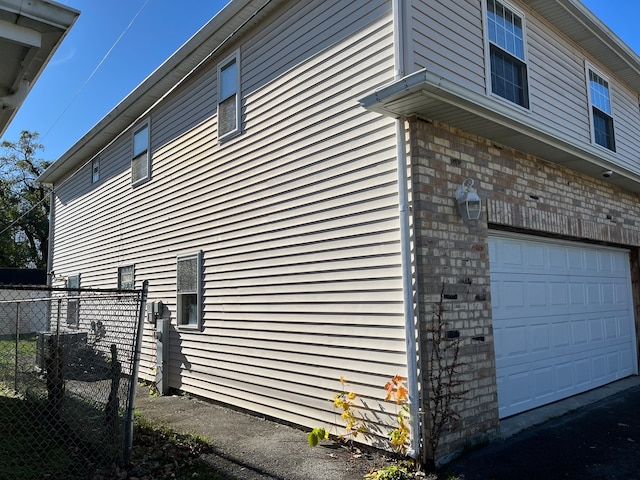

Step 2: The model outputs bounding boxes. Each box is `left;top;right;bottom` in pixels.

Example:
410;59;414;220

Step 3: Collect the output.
486;0;529;108
589;69;615;151
218;54;239;138
132;124;149;184
177;252;202;328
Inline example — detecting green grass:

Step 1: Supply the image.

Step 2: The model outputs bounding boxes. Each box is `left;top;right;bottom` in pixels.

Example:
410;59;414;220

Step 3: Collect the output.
0;333;37;355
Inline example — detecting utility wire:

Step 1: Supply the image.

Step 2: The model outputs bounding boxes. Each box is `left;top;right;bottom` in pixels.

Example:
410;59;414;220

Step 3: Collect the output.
1;0;273;241
41;0;151;143
0;0;151;238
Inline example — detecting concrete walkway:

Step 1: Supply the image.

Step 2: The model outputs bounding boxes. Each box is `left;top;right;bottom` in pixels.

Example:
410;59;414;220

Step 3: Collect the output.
133;376;640;479
133;386;392;480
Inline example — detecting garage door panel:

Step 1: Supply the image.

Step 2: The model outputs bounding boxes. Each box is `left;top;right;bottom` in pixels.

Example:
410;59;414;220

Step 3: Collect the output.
496;313;632;366
490;234;637;418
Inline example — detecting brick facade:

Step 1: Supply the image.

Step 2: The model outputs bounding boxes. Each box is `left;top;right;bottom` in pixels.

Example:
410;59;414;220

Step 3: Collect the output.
409;116;640;462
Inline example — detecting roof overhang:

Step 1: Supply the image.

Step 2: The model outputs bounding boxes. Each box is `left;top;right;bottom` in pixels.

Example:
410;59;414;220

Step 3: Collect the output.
0;0;79;136
360;68;640;193
531;0;640;92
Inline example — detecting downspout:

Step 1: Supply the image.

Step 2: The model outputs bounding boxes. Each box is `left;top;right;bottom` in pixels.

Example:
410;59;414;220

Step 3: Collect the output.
393;0;421;460
45;187;55;287
0;80;29;109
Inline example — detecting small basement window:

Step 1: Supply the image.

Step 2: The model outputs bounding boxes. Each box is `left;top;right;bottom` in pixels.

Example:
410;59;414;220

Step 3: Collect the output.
66;274;80;327
118;265;135;290
177;251;202;329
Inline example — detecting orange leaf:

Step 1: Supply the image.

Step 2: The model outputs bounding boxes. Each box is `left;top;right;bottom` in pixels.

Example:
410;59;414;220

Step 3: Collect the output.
396;384;409;403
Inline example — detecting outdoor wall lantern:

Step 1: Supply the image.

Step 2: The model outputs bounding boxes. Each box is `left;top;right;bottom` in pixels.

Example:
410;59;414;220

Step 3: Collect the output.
455;178;482;221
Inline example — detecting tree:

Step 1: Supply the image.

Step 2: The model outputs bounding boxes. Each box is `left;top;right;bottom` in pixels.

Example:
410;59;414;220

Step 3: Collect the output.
0;131;50;268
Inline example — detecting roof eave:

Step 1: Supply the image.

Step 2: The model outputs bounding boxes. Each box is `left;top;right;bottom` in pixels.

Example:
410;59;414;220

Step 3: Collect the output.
530;0;640;91
39;0;285;185
0;0;79;137
360;69;640;194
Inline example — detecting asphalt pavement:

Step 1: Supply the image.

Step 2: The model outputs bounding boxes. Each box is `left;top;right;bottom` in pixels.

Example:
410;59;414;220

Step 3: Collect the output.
446;381;640;480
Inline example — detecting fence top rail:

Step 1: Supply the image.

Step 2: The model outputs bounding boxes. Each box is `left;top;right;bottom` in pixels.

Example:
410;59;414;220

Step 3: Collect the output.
0;285;141;294
0;286;143;305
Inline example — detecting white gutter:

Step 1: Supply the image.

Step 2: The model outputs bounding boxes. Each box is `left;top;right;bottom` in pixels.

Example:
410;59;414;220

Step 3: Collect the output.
393;0;421;460
0;80;29;108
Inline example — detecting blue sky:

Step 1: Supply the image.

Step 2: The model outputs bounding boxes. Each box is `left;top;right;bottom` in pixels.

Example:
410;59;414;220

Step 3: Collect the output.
2;0;226;160
0;1;637;161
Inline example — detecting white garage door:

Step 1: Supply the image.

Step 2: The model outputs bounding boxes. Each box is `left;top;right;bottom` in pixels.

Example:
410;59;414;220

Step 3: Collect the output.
489;234;637;418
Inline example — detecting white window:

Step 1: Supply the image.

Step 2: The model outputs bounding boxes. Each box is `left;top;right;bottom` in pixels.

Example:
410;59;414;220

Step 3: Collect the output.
92;157;100;183
217;52;240;139
118;265;135;290
177;252;202;329
66;274;80;327
132;122;150;185
485;0;529;109
587;66;615;152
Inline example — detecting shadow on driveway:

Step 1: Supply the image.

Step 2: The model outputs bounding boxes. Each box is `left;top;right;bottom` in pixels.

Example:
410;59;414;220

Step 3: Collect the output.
445;383;640;479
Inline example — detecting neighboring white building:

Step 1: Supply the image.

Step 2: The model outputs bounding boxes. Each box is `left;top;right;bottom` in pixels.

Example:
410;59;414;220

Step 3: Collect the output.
0;269;47;334
39;0;640;464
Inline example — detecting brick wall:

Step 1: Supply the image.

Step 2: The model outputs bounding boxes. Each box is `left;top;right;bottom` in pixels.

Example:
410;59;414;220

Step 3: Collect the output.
409;116;640;463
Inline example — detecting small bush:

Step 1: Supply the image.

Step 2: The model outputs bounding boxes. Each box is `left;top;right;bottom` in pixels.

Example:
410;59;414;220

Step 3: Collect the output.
365;464;413;480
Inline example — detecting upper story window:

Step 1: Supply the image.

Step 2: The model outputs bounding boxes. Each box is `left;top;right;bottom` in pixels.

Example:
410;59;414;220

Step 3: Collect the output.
587;67;615;152
485;0;529;109
217;51;240;140
91;157;100;183
132;122;150;185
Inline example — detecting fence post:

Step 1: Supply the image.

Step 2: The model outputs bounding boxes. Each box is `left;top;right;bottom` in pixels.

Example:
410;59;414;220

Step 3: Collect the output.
14;302;20;393
123;280;148;465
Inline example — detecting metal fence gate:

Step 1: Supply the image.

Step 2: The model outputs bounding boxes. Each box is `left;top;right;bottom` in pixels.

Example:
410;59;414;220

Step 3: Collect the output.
0;285;145;479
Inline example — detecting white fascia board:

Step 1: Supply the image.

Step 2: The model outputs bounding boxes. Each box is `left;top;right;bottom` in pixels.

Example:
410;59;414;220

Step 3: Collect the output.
0;18;40;47
0;0;79;30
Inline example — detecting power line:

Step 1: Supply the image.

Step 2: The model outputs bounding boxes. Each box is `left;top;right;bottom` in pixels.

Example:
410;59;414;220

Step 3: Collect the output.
41;0;151;144
0;0;151;239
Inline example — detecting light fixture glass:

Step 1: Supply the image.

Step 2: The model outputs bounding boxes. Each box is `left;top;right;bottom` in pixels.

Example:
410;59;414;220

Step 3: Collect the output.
455;178;482;221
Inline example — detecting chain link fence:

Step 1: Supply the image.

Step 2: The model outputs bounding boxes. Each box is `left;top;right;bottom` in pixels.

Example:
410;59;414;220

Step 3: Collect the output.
0;285;145;479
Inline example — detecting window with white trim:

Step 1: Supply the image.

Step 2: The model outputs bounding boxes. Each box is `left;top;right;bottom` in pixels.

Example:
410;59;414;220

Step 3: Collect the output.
587;67;615;151
92;157;100;183
118;265;135;290
177;252;202;328
485;0;529;108
132;123;150;185
217;52;240;139
67;274;80;327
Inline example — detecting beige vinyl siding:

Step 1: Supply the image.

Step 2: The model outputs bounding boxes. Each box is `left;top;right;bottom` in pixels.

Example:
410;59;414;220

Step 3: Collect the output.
410;0;486;94
609;82;640;172
408;0;640;177
526;16;590;142
50;0;404;442
525;3;640;173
